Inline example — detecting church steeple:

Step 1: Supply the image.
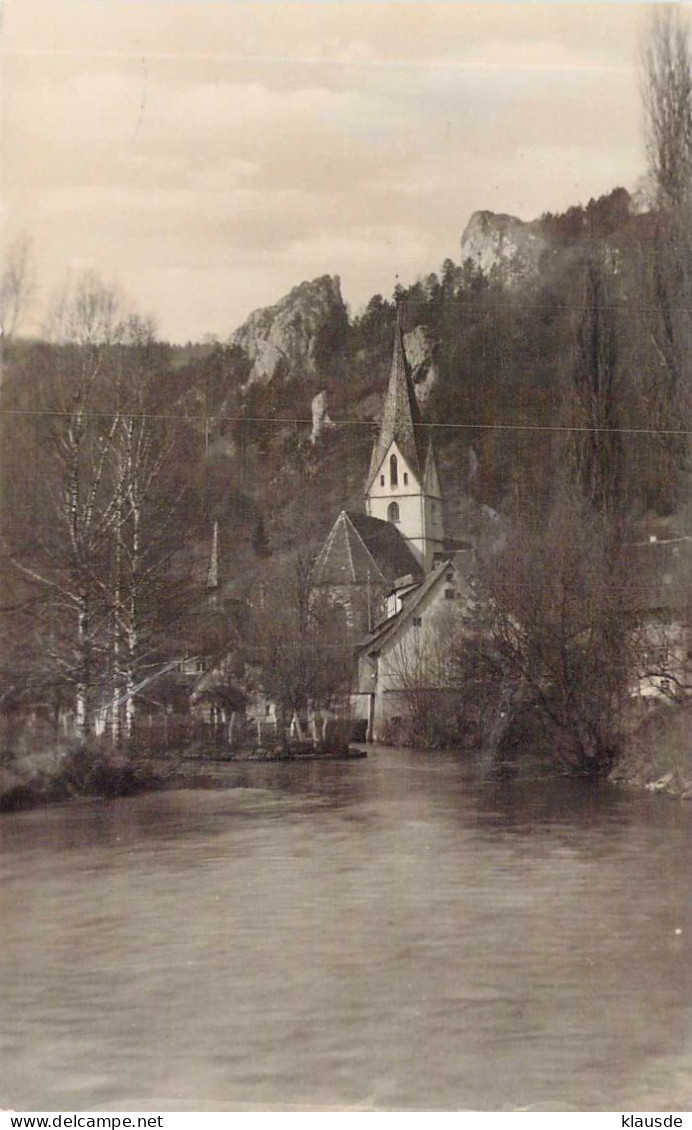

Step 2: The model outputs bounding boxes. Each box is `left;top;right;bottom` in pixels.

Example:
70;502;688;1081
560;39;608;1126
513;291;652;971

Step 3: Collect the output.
364;311;445;573
365;311;425;495
206;520;220;603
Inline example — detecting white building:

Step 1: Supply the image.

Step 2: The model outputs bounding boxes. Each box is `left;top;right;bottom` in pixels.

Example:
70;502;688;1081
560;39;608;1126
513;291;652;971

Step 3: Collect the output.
363;317;446;573
314;314;473;742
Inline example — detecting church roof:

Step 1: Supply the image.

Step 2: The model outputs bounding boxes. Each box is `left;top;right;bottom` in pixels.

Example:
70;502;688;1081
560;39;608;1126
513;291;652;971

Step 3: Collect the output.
365;319;427;493
311;510;423;589
349;513;424;582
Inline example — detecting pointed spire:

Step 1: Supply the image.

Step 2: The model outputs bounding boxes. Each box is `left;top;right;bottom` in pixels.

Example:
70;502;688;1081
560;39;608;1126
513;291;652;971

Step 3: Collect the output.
207;520;220;591
365;304;425;492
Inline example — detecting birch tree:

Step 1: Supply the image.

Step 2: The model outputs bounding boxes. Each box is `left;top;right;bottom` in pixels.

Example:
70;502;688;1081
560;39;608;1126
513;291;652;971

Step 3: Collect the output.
4;275;179;745
37;274;125;736
107;318;178;743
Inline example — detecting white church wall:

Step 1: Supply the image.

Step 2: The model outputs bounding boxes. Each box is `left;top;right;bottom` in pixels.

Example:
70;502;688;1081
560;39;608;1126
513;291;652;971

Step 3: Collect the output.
365;440;436;569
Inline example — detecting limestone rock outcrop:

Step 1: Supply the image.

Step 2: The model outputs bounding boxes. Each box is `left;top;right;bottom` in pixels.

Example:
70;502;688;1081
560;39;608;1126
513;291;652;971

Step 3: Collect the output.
460;211;548;285
229;275;347;386
404;325;439;406
311;390;335;443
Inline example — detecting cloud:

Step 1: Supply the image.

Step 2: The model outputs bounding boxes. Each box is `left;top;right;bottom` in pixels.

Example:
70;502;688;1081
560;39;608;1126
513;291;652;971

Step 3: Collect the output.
3;1;651;340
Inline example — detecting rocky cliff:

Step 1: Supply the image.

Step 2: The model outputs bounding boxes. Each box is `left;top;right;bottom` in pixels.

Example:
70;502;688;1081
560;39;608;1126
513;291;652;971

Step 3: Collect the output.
229;275;348;386
310;390;335;443
404;325;439;405
460;211;549;285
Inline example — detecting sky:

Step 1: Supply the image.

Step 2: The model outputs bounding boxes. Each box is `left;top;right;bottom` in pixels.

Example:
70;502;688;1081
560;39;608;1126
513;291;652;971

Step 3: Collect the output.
2;1;656;343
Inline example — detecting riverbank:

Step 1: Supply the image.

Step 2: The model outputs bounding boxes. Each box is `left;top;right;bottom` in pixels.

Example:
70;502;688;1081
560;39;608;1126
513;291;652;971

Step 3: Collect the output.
0;744;167;812
611;704;692;799
3;704;692;813
0;741;367;812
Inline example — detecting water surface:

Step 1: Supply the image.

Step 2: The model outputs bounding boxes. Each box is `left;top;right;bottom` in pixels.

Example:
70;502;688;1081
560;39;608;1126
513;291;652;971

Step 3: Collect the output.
2;748;691;1111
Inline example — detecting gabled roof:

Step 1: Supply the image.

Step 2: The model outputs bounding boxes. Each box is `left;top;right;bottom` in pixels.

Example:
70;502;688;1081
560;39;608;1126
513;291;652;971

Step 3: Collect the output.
312;510;423;589
357;557;461;655
349;512;424;583
365;318;427;493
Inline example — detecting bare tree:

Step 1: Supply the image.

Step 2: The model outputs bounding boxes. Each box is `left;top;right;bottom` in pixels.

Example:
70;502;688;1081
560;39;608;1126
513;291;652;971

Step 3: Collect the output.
477;490;636;777
571;257;625;519
103;314;184;744
28;275;126;736
387;603;467;747
642;6;692;212
3;274;178;745
251;549;354;745
640;8;692;508
0;235;35;343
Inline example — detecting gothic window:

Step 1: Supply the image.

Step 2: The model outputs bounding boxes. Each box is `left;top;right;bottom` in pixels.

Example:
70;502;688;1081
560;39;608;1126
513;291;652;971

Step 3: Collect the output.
390;453;398;487
403;472;408;485
387;501;400;524
380;474;385;487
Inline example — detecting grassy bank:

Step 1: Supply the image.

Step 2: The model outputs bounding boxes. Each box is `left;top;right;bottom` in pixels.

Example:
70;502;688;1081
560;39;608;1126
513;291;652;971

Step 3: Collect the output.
0;741;167;813
0;719;360;812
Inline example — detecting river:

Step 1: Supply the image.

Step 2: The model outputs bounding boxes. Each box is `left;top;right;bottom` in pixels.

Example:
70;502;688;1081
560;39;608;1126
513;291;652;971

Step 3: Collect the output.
1;748;691;1112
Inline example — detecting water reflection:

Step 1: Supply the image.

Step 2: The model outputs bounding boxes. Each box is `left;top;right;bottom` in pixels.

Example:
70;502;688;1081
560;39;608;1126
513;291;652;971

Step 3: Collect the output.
1;747;692;1111
474;777;635;835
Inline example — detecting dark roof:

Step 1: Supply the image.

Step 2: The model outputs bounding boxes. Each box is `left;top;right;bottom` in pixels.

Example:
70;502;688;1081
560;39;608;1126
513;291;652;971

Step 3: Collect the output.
311;510;423;589
348;513;423;583
365;319;427;493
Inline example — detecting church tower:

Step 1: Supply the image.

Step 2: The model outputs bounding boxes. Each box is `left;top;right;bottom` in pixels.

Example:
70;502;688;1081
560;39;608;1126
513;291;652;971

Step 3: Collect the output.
364;316;445;573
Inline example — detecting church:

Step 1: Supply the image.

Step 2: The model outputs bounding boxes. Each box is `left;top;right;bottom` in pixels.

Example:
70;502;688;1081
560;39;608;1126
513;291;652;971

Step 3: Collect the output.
312;316;473;741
